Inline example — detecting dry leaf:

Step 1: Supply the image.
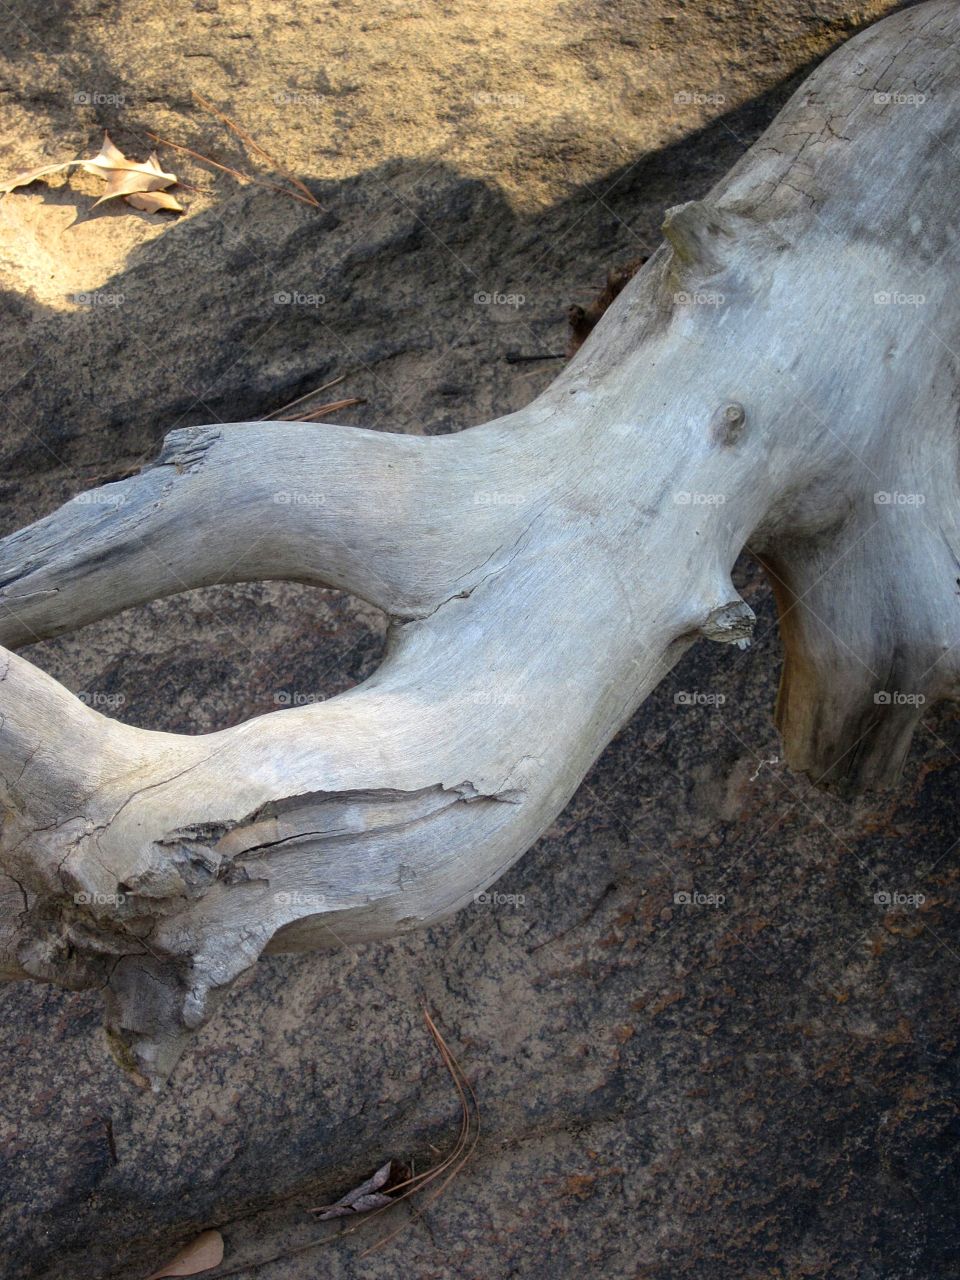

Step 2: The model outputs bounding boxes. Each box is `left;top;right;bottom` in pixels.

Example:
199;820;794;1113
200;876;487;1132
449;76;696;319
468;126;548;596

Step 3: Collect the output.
87;136;177;206
0;132;183;215
311;1159;408;1219
86;134;173;179
125;189;185;214
144;1229;224;1279
0;161;77;192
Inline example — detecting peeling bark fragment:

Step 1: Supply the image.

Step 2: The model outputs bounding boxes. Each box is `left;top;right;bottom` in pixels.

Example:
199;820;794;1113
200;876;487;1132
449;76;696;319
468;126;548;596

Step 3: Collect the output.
148;424;223;472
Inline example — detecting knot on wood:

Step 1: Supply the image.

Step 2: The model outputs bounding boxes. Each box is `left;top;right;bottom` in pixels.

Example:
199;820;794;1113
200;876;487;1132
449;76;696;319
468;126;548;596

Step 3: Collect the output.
710;402;746;446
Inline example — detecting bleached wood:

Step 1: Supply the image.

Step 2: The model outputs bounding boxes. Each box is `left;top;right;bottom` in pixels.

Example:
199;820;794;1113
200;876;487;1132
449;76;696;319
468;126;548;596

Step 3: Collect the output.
1;1;958;1081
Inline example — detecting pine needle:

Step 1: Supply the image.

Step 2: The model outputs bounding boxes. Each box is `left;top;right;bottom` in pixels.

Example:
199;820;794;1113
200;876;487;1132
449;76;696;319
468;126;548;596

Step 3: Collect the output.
144;132;321;208
359;1007;480;1256
207;1008;477;1277
264;375;347;419
306;1006;479;1247
281;397;366;421
192;91;322;209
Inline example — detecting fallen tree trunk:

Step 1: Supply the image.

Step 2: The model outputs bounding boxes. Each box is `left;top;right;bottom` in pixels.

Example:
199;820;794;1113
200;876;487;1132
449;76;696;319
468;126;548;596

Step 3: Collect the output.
0;0;957;1083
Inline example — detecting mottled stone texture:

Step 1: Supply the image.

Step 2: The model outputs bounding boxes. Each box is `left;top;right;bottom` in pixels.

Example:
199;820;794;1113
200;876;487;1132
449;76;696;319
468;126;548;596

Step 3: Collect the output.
1;0;956;1277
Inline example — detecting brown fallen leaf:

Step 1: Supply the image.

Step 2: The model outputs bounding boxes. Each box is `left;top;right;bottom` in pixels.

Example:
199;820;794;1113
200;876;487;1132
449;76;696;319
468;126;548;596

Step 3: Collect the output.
125;189;185;214
0;161;74;190
312;1159;409;1219
144;1229;224;1279
0;132;183;214
93;146;183;212
88;134;177;203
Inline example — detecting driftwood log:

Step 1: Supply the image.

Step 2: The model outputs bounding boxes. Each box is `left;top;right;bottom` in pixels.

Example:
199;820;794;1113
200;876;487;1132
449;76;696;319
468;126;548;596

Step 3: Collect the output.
0;1;957;1084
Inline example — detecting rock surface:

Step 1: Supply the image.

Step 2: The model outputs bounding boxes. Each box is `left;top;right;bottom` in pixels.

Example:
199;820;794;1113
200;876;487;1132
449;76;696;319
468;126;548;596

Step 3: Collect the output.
1;1;958;1278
